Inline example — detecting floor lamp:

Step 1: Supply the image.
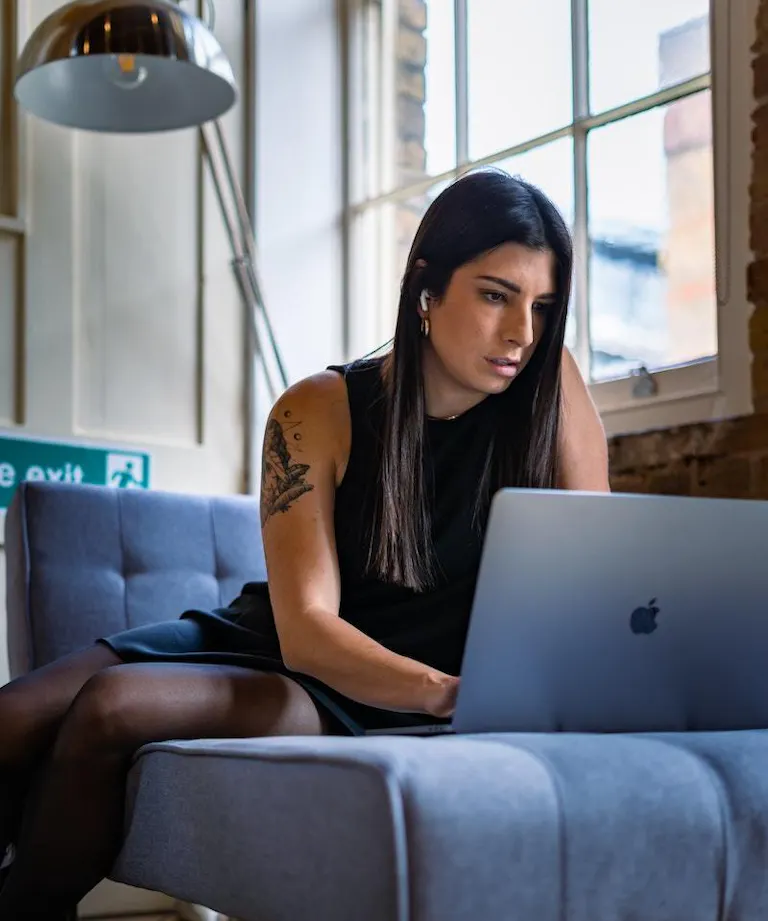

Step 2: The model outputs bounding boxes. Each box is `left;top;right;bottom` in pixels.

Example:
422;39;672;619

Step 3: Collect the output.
14;0;289;481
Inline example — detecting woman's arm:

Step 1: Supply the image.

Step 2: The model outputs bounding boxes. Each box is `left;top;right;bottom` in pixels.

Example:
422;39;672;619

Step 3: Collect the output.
557;347;611;492
261;371;457;718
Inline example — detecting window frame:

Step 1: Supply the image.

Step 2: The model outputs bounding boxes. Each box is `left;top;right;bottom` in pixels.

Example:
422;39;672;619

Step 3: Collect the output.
344;0;754;436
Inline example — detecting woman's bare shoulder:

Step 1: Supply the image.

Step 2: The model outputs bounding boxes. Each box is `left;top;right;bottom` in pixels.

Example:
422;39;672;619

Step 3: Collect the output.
269;369;351;485
558;348;610;491
274;369;349;419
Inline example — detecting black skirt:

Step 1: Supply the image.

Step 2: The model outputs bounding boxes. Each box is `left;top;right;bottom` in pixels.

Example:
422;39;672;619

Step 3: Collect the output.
99;583;447;736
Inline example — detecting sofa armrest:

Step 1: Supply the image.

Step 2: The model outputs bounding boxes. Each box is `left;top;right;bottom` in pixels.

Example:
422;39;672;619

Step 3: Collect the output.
5;482;33;677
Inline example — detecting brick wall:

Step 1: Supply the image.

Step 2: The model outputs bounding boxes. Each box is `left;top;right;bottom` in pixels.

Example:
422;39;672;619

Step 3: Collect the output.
397;0;427;187
750;0;768;415
610;0;768;499
609;414;768;499
396;0;429;274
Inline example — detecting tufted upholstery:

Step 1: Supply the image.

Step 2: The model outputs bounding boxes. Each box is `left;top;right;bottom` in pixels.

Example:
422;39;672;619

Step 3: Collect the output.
5;482;266;677
7;481;768;920
114;731;768;921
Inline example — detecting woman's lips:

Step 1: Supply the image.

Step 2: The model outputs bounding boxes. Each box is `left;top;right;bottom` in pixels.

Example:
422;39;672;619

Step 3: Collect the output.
485;357;521;378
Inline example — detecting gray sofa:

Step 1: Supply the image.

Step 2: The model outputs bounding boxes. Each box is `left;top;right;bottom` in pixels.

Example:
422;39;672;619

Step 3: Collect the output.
6;481;768;921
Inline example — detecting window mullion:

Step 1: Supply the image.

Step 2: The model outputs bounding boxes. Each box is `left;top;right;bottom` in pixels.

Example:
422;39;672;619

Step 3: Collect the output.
572;126;590;377
571;0;591;377
454;0;469;170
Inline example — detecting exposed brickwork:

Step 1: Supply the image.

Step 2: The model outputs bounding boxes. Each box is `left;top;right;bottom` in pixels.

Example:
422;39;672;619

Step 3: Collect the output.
400;0;427;31
609;413;768;499
608;1;768;498
395;0;429;272
751;1;768;417
757;2;768;56
396;0;428;188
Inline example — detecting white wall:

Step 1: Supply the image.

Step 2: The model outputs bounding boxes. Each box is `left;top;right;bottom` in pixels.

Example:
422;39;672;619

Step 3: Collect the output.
0;0;249;685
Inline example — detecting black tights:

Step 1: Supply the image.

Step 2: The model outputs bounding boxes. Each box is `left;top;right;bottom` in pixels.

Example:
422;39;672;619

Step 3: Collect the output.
0;645;330;918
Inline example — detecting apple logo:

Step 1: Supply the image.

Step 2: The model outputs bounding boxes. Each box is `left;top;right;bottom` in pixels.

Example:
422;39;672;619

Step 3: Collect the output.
630;598;660;635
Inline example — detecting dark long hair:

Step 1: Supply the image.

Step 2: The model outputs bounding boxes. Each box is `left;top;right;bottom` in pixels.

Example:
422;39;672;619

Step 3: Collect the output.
368;168;573;592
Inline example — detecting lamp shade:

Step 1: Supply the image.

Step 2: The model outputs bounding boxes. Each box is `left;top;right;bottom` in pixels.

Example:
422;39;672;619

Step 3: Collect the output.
14;0;237;133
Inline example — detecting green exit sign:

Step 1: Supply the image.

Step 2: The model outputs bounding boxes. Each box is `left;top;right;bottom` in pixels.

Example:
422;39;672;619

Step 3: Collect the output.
0;432;152;514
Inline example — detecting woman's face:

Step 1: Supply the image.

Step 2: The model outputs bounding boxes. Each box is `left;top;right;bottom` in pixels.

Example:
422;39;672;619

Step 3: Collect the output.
420;242;557;406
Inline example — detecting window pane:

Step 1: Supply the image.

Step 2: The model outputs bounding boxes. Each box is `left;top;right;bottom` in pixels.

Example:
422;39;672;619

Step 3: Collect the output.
493;139;576;349
423;0;456;176
587;92;716;383
494;137;574;227
395;0;456;187
350;205;391;354
589;0;710;115
468;0;573;161
353;182;449;354
361;0;455;199
394;182;448;280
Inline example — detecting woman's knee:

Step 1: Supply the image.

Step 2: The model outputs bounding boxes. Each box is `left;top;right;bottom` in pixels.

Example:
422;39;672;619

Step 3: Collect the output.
52;665;332;762
52;665;146;761
0;643;124;767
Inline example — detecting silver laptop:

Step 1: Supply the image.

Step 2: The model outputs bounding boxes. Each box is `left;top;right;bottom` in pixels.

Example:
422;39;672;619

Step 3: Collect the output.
368;488;768;736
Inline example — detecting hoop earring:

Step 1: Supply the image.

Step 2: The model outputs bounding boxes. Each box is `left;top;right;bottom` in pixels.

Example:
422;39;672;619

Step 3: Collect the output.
420;315;430;338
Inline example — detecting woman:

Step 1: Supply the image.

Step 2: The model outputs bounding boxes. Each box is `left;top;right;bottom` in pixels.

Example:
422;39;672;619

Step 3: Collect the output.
0;168;609;917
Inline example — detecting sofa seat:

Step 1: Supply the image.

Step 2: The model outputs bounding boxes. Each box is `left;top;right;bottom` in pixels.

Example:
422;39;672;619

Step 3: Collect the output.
112;730;768;921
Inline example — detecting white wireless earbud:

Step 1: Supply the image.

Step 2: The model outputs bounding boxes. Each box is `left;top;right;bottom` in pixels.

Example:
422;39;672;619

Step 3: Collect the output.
420;290;429;314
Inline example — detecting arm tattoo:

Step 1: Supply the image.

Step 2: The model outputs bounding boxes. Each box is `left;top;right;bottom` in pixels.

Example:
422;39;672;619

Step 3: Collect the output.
260;410;315;527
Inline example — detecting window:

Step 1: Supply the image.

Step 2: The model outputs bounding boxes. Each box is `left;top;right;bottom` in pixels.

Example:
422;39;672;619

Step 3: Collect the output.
346;0;753;434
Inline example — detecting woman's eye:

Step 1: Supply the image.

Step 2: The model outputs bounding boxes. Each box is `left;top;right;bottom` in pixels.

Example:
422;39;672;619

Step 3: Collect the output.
533;301;551;313
483;290;506;304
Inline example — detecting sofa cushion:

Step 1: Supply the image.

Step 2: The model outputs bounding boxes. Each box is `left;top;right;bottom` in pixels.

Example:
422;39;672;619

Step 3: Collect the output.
112;730;768;921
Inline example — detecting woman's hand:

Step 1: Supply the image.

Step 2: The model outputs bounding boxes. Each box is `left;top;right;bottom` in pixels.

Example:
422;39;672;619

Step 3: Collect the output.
423;672;461;718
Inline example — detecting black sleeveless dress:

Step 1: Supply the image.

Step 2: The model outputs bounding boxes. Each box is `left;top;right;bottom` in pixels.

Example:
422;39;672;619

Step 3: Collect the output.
101;357;503;735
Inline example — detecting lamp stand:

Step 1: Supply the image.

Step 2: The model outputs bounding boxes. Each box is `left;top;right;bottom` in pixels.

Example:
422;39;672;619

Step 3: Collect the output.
200;120;289;405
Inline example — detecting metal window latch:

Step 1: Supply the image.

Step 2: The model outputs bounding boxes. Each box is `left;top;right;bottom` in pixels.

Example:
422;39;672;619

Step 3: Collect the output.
630;365;658;398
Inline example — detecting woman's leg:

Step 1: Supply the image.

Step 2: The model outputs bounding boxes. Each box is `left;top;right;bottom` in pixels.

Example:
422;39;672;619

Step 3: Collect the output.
0;662;330;916
0;644;123;851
